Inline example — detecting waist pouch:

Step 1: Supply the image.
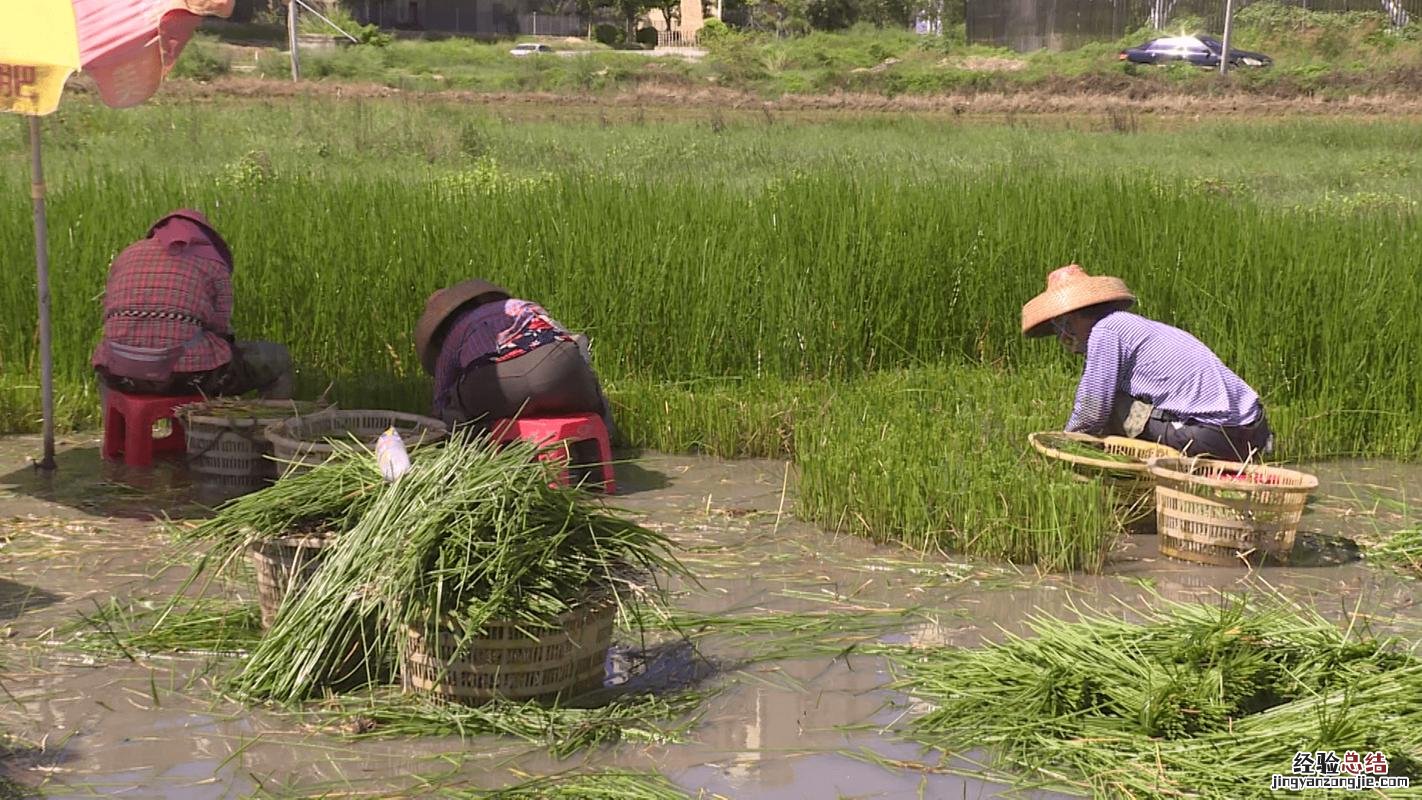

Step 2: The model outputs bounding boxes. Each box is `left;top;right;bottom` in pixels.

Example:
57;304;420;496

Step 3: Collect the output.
100;332;205;382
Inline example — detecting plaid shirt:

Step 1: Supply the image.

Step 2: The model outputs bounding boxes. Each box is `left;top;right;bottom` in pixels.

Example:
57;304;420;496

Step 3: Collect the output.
91;238;234;374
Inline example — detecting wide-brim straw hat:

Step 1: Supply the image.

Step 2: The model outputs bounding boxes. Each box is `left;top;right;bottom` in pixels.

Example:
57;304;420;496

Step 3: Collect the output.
1021;264;1136;338
414;279;512;375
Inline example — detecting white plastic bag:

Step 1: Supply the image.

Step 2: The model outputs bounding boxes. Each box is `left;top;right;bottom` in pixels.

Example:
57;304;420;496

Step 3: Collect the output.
375;426;411;482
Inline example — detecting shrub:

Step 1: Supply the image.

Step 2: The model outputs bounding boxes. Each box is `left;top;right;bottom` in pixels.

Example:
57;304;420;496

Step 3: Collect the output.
636;26;660;47
594;24;625;46
698;18;730;44
171;36;230;81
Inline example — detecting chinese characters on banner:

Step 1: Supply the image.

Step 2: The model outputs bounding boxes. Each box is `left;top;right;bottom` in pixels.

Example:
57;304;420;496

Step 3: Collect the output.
0;64;39;100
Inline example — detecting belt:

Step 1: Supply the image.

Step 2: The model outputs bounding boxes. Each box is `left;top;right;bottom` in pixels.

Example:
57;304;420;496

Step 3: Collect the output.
106;308;208;328
1150;405;1266;430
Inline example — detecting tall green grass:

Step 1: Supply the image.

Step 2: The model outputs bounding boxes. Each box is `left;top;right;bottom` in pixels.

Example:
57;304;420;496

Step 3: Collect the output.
3;163;1417;458
4;103;1422;568
794;366;1117;571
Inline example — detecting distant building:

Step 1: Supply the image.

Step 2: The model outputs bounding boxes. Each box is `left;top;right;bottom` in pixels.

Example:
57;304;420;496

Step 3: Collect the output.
350;0;584;36
646;0;714;45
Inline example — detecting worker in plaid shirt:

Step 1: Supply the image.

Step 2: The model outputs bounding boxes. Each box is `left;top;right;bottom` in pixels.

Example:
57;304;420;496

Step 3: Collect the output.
92;209;294;399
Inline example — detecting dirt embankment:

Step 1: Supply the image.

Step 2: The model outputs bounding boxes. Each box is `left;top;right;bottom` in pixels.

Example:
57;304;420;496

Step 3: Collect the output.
66;72;1422;118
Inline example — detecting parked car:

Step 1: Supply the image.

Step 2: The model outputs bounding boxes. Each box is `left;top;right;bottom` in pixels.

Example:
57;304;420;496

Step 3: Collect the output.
1119;35;1272;68
509;43;555;56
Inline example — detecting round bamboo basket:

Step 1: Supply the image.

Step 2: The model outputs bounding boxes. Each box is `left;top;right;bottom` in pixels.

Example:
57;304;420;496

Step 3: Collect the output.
1147;457;1318;567
179;400;333;494
248;532;338;628
401;596;616;704
265;410;448;476
1029;431;1181;532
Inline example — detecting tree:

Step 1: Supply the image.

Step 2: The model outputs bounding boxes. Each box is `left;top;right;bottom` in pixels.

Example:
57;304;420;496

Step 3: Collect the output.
612;0;649;38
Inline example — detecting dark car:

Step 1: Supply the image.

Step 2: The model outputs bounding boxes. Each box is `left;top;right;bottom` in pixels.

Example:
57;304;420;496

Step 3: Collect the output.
1119;35;1272;68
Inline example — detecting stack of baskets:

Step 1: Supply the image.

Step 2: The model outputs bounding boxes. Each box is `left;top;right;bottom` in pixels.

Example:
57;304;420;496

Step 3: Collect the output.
265;410;449;476
1148;457;1318;567
401;596;617;704
1028;432;1181;533
178;399;332;496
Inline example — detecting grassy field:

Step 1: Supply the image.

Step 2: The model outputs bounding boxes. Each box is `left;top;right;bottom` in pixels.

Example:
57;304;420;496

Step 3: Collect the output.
177;3;1422;98
3;97;1420;569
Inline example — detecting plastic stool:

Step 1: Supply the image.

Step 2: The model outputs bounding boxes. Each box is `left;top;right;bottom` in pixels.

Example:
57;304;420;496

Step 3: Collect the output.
101;390;204;467
491;412;616;494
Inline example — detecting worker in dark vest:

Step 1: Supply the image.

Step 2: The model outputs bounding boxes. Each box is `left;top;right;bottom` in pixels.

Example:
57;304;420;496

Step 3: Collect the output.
1021;264;1272;461
91;209;294;399
415;279;615;437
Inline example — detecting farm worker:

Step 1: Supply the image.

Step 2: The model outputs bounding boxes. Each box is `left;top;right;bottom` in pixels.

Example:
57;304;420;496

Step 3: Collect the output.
415;279;616;437
1020;265;1272;461
92;210;295;399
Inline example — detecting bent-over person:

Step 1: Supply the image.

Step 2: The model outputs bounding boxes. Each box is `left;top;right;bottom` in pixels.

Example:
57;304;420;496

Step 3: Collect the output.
92;209;294;400
415;279;616;437
1020;264;1272;461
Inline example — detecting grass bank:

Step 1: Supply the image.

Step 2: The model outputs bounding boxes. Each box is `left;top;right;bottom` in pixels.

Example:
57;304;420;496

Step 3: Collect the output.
3;99;1419;569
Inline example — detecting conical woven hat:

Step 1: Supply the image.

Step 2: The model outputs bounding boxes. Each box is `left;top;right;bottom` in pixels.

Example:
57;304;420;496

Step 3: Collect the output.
1021;264;1135;338
414;279;512;375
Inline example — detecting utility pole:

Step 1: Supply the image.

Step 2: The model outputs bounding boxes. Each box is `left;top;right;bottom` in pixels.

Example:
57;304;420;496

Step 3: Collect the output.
287;0;301;81
1218;0;1234;75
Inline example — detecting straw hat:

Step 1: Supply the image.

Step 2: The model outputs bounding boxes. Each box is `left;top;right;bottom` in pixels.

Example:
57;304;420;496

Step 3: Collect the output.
414;279;512;375
1020;264;1135;338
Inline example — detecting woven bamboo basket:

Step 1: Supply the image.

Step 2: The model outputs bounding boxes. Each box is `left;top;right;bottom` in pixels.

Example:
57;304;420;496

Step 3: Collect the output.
401;596;616;704
179;400;333;494
1147;457;1318;567
265;410;448;476
248;531;338;628
1029;432;1181;532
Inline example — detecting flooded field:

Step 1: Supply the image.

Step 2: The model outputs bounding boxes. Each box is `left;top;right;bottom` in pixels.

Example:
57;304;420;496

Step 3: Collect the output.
1;433;1419;799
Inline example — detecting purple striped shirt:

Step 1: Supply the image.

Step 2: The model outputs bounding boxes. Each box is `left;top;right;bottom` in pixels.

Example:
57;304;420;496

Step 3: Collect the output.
432;299;571;418
1066;311;1262;435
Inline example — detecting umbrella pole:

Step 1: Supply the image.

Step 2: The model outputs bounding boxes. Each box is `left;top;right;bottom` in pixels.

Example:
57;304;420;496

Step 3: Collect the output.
28;116;57;472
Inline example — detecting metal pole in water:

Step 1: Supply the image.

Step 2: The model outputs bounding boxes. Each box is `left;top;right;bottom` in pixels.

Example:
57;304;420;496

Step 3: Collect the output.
1219;0;1234;75
28;117;56;472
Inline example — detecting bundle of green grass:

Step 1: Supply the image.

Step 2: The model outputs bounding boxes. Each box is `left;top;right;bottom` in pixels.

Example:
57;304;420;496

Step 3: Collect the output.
182;431;683;705
886;597;1422;799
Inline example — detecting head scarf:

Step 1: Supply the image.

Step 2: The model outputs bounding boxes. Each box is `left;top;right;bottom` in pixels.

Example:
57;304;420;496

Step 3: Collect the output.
147;209;234;271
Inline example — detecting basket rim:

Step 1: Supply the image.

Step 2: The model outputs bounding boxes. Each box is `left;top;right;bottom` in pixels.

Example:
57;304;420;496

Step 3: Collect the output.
264;409;449;451
177;399;336;428
1146;456;1319;492
404;592;618;638
246;530;340;550
1028;431;1180;474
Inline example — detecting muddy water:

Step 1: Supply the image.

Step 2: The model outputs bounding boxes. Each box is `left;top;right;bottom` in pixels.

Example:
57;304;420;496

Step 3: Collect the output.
0;433;1419;799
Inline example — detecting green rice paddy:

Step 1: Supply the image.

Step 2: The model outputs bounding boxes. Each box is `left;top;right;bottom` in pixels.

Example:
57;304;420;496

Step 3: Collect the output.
3;98;1421;569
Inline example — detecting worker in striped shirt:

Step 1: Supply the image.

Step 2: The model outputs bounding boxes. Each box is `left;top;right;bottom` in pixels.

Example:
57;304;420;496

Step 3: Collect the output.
1021;265;1272;461
92;210;294;399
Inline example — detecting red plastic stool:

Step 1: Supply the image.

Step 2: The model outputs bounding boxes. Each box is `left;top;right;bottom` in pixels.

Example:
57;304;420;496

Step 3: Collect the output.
101;390;204;467
491;412;616;494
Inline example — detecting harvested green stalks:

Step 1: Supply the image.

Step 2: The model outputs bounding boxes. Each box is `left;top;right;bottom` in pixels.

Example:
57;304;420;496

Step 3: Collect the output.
1045;438;1141;464
62;597;261;657
885;597;1422;799
223;431;685;704
308;688;708;755
445;769;693;799
1369;528;1422;574
177;439;385;556
179;398;328;420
